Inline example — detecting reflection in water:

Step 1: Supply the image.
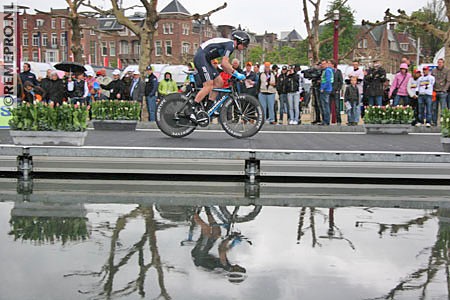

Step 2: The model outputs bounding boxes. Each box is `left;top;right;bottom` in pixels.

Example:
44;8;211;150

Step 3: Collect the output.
65;206;172;300
2;197;449;299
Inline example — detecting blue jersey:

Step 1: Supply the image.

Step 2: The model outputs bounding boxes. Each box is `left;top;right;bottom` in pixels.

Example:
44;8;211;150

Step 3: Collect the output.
200;38;235;60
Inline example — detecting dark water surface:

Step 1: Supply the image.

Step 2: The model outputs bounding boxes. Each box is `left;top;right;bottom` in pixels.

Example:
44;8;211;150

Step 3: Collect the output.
0;180;449;300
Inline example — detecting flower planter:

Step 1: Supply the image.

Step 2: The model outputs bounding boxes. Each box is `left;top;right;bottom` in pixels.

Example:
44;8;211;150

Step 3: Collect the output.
364;124;412;135
10;130;87;146
441;137;450;152
92;120;138;131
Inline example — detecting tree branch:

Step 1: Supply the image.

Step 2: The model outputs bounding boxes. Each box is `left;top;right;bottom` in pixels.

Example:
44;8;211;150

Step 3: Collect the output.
319;0;349;25
318;26;347;47
82;1;112;16
35;9;70;19
190;2;227;20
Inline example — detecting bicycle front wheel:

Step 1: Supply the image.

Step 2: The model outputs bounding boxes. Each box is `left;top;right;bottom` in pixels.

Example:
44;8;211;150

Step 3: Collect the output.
156;93;196;138
219;95;264;138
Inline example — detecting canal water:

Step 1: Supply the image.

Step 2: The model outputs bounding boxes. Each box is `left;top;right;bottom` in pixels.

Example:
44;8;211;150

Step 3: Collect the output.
0;179;449;300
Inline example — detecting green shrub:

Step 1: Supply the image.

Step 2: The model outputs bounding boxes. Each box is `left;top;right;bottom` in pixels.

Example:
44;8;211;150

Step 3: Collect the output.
364;105;415;125
9;216;89;245
8;102;88;132
441;108;450;137
91;100;141;121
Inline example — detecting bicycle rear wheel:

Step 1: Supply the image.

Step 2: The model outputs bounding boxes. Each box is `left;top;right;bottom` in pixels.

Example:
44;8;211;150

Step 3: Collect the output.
219;95;264;138
156;93;196;138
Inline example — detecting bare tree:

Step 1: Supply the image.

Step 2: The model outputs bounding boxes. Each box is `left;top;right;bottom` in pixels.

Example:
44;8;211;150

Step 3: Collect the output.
363;4;450;66
83;1;227;73
301;0;348;64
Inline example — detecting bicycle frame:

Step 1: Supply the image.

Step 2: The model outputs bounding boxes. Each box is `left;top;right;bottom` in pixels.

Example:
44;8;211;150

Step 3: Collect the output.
187;72;240;118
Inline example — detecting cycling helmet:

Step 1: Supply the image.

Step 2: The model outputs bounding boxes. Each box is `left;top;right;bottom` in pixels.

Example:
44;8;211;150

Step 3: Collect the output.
231;30;250;47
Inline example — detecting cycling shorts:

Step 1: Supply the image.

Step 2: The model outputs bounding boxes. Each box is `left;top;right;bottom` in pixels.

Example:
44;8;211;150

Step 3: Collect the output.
193;49;219;83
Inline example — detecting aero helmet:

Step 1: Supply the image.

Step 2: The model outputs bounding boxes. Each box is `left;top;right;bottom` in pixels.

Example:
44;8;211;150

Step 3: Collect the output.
231;30;250;47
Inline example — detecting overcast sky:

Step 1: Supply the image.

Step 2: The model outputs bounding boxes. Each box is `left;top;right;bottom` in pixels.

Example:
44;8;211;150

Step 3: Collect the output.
15;0;426;37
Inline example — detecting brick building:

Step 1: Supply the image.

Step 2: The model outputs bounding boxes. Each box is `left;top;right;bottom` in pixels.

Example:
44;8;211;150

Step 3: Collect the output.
19;0;222;68
352;24;420;72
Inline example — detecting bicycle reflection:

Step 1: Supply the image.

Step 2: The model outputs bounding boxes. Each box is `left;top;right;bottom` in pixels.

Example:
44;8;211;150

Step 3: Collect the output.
178;205;261;283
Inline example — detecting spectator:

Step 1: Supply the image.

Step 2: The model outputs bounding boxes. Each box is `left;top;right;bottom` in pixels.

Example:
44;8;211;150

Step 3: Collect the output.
253;63;260;90
232;58;243;73
365;59;386;106
20;63;39;86
272;64;279;122
129;70;145;102
383;79;391;105
158;72;178;100
344;76;360;126
330;60;343;124
286;66;300;125
45;71;66;105
319;59;334;126
294;64;304;117
258;61;277;124
416;66;435;127
40;69;53;102
85;70;98;92
89;82;108;103
100;69;125;100
242;62;257;97
276;66;289;124
144;65;159;122
96;68;112;99
122;70;134;99
389;63;412;106
22;81;44;103
431;58;450;126
407;69;421;125
67;73;89;104
345;60;364;124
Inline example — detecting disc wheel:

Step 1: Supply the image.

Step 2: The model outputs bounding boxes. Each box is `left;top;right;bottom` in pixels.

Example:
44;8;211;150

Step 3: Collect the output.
156;93;196;138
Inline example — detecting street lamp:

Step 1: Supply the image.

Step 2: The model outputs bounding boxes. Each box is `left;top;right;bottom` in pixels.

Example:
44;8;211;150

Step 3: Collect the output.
333;9;339;62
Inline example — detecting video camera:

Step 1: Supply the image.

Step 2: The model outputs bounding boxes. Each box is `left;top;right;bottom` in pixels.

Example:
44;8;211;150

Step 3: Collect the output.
301;68;322;81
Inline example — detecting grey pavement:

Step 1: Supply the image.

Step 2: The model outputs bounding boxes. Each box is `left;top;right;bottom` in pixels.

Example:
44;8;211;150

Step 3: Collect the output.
0;125;443;152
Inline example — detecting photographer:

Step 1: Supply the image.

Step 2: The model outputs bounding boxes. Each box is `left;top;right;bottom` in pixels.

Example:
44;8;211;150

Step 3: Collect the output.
301;65;322;124
319;60;334;126
365;59;386;106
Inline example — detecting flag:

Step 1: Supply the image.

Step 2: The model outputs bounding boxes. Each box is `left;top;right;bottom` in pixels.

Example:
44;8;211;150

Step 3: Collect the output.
117;58;122;69
103;56;109;67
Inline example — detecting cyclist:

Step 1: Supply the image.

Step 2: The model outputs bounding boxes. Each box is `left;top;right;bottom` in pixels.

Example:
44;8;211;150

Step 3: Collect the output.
191;30;250;122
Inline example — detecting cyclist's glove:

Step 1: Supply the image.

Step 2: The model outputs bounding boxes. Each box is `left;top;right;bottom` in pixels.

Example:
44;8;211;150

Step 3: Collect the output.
232;71;246;81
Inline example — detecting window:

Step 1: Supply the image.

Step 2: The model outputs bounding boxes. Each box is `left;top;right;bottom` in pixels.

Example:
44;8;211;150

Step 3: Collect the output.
133;41;140;55
90;41;97;64
90;29;95;36
204;27;212;38
357;39;367;49
32;51;38;61
165;40;172;56
182;42;190;54
163;23;173;34
22;33;28;46
109;41;116;56
104;20;113;27
32;33;40;46
61;18;66;29
22;54;29;61
155;40;162;56
51;33;57;46
194;43;198;49
120;40;129;54
51;18;56;29
35;19;44;28
22;18;27;29
42;33;48;46
182;23;189;35
101;42;107;56
400;43;409;51
60;33;66;46
45;50;58;63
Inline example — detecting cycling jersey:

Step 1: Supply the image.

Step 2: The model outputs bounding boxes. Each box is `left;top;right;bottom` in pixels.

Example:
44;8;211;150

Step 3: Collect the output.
194;38;235;83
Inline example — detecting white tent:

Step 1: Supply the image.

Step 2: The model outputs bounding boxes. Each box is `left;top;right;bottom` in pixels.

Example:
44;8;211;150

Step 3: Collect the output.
433;47;445;64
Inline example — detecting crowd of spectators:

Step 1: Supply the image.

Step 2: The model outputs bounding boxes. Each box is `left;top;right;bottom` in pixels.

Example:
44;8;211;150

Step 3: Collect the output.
17;63;180;122
17;56;450;126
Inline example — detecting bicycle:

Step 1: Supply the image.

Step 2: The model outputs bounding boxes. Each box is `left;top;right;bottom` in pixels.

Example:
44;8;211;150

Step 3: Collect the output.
156;71;264;139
